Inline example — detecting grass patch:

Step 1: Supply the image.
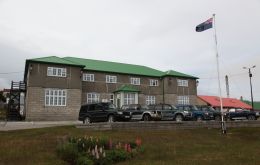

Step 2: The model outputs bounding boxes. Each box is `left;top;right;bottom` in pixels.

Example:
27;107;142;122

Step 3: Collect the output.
0;126;260;165
0;108;7;120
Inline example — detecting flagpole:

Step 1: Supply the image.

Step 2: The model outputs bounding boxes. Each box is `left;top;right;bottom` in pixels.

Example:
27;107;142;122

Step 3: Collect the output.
213;14;226;134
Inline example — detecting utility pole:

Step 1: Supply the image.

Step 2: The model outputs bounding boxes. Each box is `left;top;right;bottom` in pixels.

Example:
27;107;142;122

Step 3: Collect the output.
243;65;256;110
225;75;229;98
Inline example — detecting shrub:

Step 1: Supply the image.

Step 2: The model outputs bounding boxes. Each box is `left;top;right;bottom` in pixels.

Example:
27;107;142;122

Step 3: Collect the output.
106;149;130;162
56;136;143;165
57;143;79;164
76;155;94;165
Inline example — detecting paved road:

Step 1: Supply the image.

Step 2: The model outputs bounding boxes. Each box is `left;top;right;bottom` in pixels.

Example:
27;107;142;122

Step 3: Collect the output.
0;121;81;131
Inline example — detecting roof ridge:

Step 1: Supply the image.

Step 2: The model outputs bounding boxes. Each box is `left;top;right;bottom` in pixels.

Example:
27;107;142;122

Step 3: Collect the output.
64;56;163;71
27;55;58;60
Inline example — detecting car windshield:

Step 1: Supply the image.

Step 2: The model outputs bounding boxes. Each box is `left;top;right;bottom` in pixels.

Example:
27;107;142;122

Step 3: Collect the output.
208;107;216;111
192;105;199;111
171;105;178;110
142;105;149;110
107;103;116;110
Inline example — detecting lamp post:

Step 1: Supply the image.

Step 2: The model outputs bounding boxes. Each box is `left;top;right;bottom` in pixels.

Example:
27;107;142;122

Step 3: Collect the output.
243;65;256;110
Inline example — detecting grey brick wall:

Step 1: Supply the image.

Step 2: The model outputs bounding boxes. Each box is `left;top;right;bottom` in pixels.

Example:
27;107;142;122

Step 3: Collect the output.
26;87;81;121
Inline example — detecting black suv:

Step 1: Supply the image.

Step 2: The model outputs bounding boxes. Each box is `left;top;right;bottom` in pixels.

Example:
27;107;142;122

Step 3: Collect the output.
78;102;119;124
196;105;222;121
176;105;214;121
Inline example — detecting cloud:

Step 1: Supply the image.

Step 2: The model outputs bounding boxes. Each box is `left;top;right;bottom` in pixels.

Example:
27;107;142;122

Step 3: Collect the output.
0;0;259;100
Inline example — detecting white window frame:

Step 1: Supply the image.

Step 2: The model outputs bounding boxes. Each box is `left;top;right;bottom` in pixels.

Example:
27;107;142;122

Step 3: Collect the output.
106;75;117;83
146;96;156;105
124;93;135;105
177;79;188;87
47;67;66;77
149;79;159;86
177;95;190;105
87;93;100;103
83;73;94;82
130;77;140;85
45;89;67;106
110;94;114;104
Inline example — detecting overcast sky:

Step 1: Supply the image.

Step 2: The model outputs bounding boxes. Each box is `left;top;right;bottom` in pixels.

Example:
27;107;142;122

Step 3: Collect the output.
0;0;259;101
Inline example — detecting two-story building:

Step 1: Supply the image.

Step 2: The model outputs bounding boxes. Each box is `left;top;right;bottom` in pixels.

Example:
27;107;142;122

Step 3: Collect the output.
24;56;198;120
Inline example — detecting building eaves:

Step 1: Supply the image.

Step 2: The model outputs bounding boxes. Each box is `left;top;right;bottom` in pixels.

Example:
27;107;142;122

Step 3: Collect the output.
163;70;198;79
23;56;85;81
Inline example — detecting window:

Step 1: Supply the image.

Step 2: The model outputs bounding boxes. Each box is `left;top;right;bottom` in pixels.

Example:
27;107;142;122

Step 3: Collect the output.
124;93;135;105
130;77;140;85
87;93;100;103
45;89;66;106
149;79;159;86
146;96;156;105
110;94;114;104
177;79;188;87
83;74;94;82
47;67;66;77
177;96;190;105
106;75;117;83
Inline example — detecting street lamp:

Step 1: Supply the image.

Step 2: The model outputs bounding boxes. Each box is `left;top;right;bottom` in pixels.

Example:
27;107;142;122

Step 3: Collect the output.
243;65;256;110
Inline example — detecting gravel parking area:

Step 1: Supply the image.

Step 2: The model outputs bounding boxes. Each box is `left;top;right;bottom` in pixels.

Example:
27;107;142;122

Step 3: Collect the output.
0;121;81;131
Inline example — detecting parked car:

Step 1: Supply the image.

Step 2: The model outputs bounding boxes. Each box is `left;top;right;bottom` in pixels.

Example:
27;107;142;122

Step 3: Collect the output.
196;105;222;121
148;104;175;120
148;104;193;121
176;105;214;121
225;108;258;120
78;102;119;124
118;104;161;121
254;110;260;118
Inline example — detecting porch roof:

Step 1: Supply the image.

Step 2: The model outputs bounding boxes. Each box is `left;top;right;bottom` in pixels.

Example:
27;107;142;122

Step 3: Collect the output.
114;85;140;93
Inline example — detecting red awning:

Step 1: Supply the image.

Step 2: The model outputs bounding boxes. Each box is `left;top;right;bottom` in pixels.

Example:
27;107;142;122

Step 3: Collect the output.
198;95;252;109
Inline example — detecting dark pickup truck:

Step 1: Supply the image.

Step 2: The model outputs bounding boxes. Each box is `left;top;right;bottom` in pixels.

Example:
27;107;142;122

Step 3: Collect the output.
117;104;162;121
225;108;258;120
148;104;193;121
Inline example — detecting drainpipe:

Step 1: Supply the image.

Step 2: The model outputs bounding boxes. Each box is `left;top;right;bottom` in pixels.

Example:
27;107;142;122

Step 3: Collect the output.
162;78;165;104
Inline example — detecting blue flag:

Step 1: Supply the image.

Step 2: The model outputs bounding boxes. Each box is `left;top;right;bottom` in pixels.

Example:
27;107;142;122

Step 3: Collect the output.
196;18;213;32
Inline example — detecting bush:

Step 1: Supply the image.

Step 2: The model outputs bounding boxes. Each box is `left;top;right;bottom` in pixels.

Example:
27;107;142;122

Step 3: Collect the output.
57;136;143;165
57;143;79;164
106;149;130;162
76;155;94;165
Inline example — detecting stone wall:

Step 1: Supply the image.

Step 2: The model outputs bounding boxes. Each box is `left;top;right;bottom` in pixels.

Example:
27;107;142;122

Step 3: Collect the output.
26;87;81;121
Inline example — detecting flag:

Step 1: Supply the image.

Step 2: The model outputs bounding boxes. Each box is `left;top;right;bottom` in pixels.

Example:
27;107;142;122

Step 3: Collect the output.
196;18;213;32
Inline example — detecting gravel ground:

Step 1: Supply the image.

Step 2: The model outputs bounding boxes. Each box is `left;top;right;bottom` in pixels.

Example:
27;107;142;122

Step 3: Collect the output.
0;121;81;131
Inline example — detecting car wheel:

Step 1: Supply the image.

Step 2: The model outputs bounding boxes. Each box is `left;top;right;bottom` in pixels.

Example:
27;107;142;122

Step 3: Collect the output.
84;117;91;124
215;115;221;121
108;115;114;123
247;115;256;120
143;114;151;121
196;116;203;121
175;114;184;122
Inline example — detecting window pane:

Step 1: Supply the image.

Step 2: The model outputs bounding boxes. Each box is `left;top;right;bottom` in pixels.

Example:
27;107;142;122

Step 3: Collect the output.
47;67;52;76
58;69;61;76
45;89;66;106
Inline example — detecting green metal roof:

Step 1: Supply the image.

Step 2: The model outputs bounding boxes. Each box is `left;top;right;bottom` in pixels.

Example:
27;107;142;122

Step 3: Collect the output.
27;56;83;67
24;56;198;79
164;70;198;79
64;57;164;77
114;85;140;93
